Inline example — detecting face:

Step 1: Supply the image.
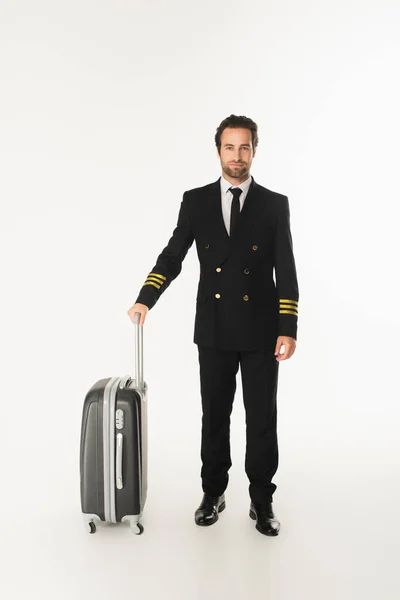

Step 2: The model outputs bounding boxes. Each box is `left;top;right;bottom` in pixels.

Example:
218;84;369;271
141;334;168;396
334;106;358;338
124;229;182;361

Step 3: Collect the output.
218;127;255;182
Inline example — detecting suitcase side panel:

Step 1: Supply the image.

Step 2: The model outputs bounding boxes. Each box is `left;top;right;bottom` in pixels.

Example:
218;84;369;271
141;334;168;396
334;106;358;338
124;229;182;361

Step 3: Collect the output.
141;386;148;509
115;386;147;521
80;379;110;520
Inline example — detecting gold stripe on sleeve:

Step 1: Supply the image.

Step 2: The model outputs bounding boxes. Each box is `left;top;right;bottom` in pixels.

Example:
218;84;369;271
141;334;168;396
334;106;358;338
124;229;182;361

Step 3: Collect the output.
143;281;161;289
146;276;165;285
279;303;298;311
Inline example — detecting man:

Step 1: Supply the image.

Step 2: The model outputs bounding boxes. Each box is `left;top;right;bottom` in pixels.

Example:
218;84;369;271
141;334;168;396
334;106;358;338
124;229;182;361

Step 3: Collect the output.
127;114;299;536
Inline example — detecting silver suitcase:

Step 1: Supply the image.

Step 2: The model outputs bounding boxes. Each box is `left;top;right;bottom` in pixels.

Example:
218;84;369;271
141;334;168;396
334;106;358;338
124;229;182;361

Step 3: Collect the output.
80;313;148;534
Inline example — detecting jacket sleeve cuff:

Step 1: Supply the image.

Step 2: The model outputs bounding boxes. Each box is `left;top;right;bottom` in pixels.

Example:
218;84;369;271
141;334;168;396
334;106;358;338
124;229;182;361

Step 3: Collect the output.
135;286;158;310
277;298;298;339
277;317;298;340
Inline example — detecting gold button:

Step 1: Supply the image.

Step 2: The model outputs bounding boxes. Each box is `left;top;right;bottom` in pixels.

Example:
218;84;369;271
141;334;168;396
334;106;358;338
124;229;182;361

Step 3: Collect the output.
205;243;209;248
244;268;249;274
215;293;221;299
243;295;249;301
252;245;258;251
216;267;221;272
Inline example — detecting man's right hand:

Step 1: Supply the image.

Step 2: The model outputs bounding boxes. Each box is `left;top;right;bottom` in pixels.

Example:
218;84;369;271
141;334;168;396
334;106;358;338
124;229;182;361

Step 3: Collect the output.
127;303;149;326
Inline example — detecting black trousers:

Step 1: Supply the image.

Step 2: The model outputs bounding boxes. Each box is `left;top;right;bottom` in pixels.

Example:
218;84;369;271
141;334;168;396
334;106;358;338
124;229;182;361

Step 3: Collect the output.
197;344;280;506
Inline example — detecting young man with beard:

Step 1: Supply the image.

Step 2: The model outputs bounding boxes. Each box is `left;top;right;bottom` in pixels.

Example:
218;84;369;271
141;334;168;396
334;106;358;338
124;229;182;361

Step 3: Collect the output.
127;114;299;536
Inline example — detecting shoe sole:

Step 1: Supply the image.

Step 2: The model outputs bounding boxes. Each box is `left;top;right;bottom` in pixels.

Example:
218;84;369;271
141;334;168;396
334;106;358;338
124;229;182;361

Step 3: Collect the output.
195;500;226;526
249;508;280;536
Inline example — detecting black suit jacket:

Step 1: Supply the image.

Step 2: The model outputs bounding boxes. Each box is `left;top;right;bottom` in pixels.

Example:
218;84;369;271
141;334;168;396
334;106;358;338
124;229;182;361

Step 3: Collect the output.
135;175;299;351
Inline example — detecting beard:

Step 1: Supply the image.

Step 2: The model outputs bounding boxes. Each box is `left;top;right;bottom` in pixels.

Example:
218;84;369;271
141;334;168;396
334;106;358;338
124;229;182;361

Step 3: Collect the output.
223;163;248;178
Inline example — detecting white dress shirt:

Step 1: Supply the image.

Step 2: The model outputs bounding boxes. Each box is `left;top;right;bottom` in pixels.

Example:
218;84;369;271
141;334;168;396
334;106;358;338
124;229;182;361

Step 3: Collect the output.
220;173;252;235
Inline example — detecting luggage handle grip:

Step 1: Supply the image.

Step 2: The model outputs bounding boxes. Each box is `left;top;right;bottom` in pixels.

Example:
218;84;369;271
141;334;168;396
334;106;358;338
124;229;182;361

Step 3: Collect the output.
116;433;123;489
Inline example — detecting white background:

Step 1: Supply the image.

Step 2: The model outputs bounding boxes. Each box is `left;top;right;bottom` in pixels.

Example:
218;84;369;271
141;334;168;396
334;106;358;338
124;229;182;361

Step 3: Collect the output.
1;0;399;598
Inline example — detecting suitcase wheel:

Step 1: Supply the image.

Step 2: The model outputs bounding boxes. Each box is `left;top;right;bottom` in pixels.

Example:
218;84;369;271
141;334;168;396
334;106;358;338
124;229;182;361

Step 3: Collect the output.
83;519;97;534
131;522;144;535
84;518;144;535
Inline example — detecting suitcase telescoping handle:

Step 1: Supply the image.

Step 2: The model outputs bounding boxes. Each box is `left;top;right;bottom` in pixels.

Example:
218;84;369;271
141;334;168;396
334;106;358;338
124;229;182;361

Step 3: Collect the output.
133;311;144;389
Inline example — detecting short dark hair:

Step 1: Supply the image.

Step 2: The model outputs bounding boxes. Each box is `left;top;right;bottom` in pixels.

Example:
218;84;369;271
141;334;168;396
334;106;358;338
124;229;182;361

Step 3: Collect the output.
215;114;259;154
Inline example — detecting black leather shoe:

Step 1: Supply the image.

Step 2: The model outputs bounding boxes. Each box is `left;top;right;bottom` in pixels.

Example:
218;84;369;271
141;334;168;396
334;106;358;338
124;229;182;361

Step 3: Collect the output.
194;493;226;526
249;501;280;536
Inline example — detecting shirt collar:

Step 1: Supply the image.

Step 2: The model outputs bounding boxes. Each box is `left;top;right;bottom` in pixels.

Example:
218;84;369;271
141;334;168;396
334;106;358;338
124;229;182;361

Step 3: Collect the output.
220;173;252;195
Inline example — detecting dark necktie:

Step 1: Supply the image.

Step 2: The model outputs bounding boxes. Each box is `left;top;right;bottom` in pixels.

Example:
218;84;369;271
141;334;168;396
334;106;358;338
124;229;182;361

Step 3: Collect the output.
229;187;242;237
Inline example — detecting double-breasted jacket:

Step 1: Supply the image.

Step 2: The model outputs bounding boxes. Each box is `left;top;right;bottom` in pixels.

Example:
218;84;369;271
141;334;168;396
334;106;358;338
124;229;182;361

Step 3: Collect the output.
135;175;299;351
